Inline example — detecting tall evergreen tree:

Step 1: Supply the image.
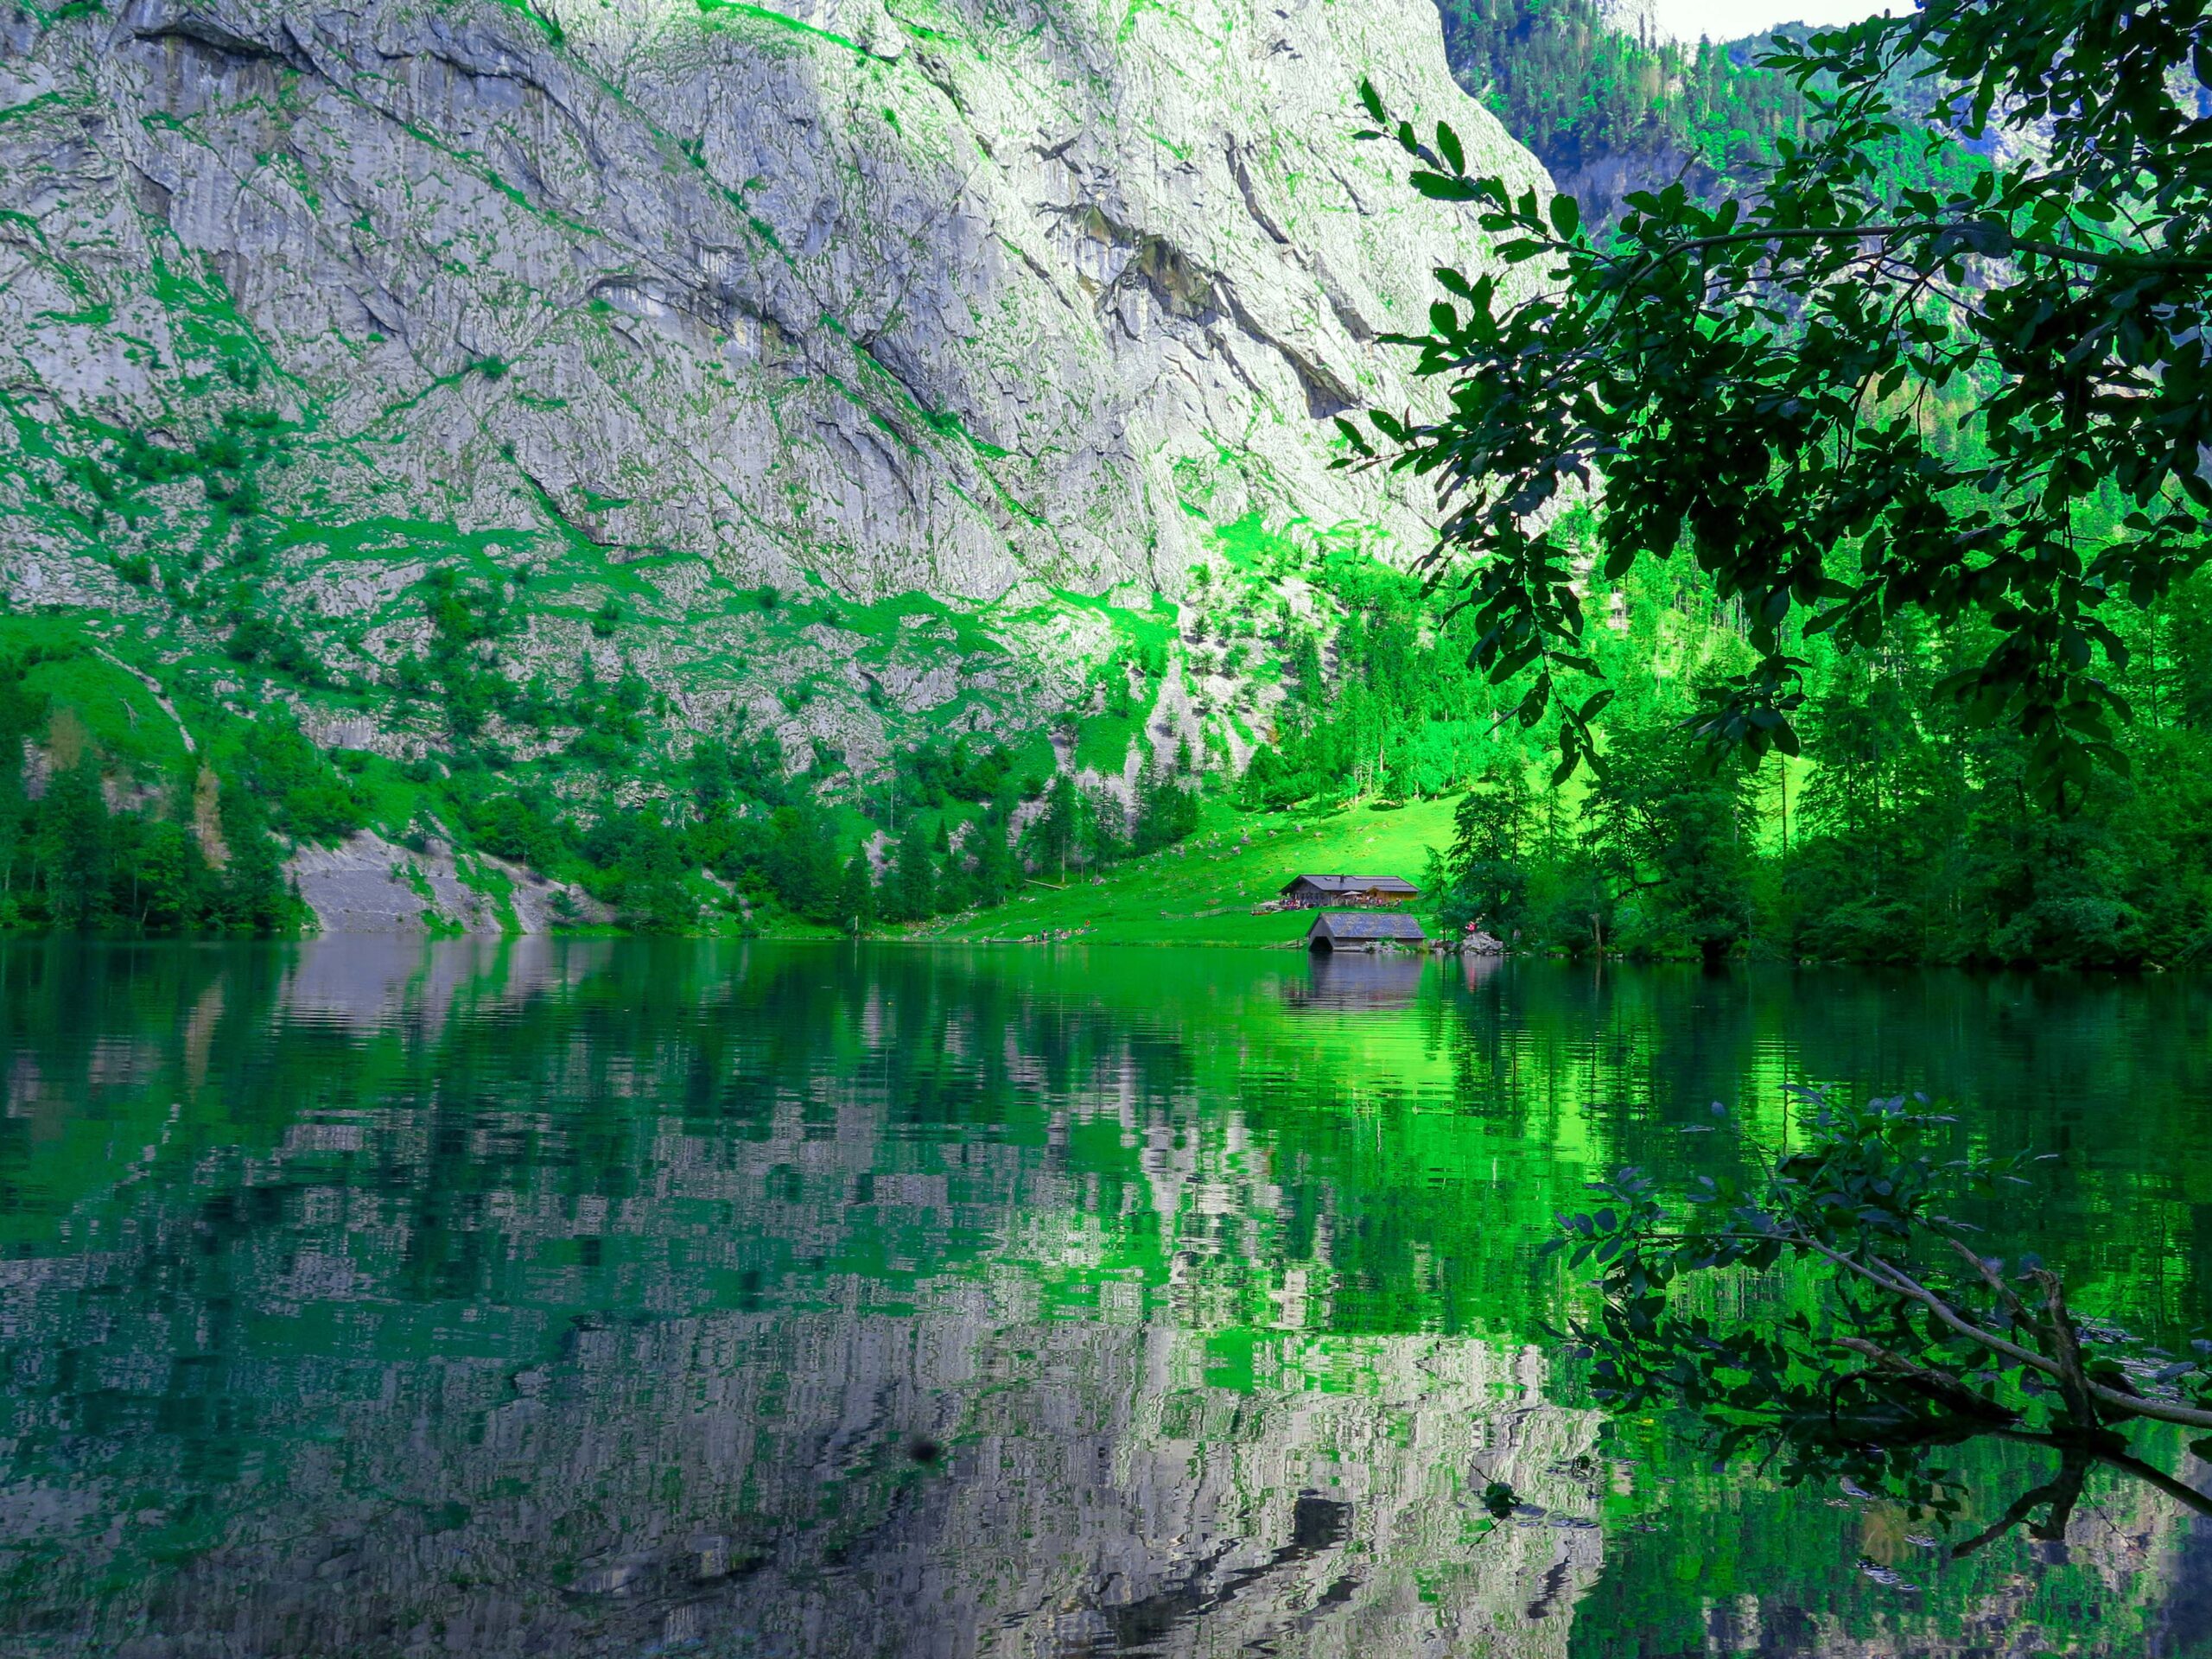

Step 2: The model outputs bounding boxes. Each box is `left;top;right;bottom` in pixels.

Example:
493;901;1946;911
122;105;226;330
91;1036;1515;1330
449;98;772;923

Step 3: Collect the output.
836;845;876;935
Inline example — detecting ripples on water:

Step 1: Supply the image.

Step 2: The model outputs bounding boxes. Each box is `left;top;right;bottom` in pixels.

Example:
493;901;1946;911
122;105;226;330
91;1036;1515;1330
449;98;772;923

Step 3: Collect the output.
0;938;2207;1656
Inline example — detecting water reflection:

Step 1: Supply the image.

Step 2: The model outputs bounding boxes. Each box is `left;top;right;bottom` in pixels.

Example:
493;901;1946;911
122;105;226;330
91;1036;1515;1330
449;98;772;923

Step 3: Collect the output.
0;943;2202;1655
1289;950;1424;1009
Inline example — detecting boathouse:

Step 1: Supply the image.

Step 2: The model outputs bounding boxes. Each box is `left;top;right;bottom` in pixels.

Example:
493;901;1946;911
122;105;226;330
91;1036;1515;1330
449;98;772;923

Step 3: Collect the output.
1279;874;1421;909
1306;912;1427;951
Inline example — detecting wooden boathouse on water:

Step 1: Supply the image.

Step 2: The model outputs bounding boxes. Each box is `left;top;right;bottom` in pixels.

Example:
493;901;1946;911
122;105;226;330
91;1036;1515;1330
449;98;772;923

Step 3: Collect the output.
1306;912;1427;951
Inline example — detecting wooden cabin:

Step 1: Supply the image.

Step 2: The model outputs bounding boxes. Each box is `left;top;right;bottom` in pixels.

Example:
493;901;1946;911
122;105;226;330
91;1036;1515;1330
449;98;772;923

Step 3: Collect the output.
1279;874;1421;910
1306;912;1427;951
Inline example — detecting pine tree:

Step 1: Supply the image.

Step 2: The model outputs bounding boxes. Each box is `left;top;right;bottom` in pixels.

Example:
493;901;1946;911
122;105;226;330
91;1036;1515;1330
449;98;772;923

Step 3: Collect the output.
39;760;111;930
1029;774;1078;885
892;822;935;921
1135;762;1199;853
970;810;1014;907
1444;760;1535;936
836;845;875;935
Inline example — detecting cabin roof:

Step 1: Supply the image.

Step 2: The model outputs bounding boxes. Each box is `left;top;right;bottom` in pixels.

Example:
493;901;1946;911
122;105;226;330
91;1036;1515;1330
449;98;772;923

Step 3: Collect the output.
1279;874;1421;895
1306;911;1427;942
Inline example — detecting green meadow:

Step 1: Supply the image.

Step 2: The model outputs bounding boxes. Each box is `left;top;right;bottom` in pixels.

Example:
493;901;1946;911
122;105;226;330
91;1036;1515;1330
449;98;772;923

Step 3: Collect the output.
921;797;1459;946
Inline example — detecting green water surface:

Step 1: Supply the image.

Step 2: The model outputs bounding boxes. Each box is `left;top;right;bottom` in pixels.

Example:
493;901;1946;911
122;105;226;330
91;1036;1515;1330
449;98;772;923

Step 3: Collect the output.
0;940;2206;1656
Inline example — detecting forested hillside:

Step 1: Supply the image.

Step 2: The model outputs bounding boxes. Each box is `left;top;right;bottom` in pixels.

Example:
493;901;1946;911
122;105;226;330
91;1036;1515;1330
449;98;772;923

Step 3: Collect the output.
0;0;2196;969
1357;0;2212;969
0;0;1540;937
1434;0;1808;209
1430;0;1987;219
1011;499;2212;970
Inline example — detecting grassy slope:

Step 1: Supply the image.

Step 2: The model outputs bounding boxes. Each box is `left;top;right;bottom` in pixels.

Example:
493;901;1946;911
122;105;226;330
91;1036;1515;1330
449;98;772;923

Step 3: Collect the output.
919;797;1459;946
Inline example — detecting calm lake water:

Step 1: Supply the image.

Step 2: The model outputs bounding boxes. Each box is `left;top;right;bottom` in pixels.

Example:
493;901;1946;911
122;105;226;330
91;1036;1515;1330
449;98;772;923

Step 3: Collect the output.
0;940;2209;1656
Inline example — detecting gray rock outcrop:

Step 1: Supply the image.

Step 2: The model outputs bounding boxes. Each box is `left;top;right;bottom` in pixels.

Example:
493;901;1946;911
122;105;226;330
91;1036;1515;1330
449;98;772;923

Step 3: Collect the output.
0;0;1544;770
288;829;602;931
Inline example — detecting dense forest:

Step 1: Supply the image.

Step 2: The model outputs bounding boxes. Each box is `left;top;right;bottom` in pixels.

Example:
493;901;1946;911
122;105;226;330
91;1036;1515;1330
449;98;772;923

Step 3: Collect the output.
1372;0;2212;969
1430;0;1986;215
1433;0;1811;187
1194;508;2212;971
20;461;2209;964
1414;554;2212;969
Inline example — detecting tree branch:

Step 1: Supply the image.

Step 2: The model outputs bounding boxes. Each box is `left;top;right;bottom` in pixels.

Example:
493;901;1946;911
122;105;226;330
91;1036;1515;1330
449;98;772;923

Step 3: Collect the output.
1604;220;2212;282
1834;1334;2016;1420
1802;1241;2061;1376
1827;1243;2212;1430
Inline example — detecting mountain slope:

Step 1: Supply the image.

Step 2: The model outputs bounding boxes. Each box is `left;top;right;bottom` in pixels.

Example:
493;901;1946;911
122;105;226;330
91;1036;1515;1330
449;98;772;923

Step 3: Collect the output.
0;0;1541;811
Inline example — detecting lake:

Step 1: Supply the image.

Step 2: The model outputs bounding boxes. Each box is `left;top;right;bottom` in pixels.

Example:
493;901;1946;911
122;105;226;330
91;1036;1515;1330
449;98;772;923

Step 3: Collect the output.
0;939;2207;1656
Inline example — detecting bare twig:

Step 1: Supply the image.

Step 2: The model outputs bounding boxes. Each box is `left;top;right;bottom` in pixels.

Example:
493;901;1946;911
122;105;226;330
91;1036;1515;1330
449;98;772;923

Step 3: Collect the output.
2031;1267;2102;1427
1834;1335;2014;1421
1948;1237;2033;1328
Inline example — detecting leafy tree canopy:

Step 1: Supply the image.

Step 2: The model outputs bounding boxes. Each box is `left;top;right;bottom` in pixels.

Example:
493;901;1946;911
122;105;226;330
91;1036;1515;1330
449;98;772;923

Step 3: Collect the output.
1346;0;2212;804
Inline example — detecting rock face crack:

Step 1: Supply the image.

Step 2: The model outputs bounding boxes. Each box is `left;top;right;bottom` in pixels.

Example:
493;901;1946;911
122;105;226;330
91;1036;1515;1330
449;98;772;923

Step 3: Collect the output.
1316;261;1376;343
588;273;736;338
1061;194;1357;417
1227;143;1291;247
1215;276;1357;418
1059;200;1219;324
125;3;301;67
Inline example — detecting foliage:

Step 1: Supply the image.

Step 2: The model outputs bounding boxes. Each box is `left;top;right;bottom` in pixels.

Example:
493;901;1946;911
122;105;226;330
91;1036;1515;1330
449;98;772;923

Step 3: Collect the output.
1239;551;1515;808
393;567;515;744
237;715;368;846
1435;0;1808;189
835;845;875;934
457;786;573;872
580;805;693;930
1434;0;1989;224
1433;759;1532;937
1580;709;1754;963
0;651;299;935
889;735;1021;811
1550;1087;2212;1541
1346;0;2212;803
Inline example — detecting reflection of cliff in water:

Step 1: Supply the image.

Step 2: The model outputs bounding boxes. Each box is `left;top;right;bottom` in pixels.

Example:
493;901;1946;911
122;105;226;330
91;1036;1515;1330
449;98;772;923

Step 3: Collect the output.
1;1308;1605;1657
1;944;2210;1656
1288;950;1425;1011
278;931;613;1033
0;958;1606;1655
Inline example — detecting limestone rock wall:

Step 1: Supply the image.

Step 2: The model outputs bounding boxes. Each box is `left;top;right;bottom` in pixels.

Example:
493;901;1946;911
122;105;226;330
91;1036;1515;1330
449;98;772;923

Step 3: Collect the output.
0;0;1543;763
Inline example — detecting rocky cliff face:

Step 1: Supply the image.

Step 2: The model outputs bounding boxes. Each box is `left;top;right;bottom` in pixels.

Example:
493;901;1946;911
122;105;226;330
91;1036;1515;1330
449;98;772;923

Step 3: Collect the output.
0;0;1541;782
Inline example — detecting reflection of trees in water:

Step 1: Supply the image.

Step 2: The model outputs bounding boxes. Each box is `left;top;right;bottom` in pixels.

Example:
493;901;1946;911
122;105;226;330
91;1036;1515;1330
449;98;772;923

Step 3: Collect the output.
1574;1413;2212;1657
1432;963;2212;1337
0;946;2203;1653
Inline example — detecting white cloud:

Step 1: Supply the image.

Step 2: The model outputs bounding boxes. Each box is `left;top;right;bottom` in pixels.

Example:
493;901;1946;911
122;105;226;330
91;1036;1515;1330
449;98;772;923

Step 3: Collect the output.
1649;0;1904;44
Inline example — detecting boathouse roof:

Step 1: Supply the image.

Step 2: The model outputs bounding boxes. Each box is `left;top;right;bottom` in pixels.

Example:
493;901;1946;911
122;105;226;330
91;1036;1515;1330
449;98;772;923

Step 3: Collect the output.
1306;912;1427;944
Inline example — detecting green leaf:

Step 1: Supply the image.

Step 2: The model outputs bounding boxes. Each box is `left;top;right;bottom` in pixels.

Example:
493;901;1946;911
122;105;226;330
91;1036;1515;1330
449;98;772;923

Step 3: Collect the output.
1410;173;1480;203
1548;194;1580;240
1436;121;1464;176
